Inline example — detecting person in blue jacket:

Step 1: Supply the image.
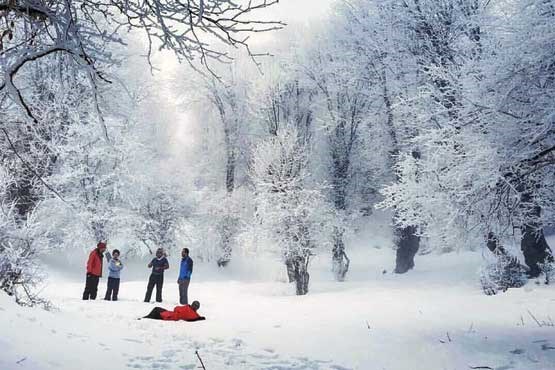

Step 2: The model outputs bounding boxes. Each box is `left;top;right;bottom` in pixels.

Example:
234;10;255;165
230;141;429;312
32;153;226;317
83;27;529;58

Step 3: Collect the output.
178;248;194;305
104;249;124;301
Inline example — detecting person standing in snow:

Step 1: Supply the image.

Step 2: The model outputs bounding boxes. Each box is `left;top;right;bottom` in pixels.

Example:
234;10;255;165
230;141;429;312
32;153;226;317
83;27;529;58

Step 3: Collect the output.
104;249;124;301
141;301;205;321
144;247;169;303
177;247;193;305
82;241;107;300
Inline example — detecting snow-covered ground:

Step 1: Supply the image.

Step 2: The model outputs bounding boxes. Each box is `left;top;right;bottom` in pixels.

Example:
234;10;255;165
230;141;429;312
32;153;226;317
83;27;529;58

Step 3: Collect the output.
1;246;555;370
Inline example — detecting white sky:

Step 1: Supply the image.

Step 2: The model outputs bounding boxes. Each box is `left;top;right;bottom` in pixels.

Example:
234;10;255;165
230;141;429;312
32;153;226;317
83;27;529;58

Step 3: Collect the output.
265;0;335;22
149;0;336;71
250;0;335;45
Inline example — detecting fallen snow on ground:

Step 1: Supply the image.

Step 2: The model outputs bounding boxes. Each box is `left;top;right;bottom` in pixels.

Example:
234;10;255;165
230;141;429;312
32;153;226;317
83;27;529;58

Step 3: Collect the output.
1;247;555;370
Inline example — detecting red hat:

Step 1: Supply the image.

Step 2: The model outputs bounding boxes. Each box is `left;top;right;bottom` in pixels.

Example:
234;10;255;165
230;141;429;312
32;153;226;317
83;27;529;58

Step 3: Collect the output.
97;242;107;249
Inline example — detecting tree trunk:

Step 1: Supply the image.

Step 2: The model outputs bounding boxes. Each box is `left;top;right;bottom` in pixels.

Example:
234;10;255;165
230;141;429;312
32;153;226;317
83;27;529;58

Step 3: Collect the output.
330;148;350;281
286;255;310;295
519;186;554;278
394;224;420;274
392;150;422;274
217;129;236;267
217;217;233;267
521;216;553;278
285;256;296;282
381;67;422;274
332;227;350;281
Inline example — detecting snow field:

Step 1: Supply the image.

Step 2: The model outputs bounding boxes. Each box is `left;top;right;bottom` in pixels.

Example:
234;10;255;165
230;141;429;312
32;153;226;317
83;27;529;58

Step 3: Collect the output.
1;248;554;370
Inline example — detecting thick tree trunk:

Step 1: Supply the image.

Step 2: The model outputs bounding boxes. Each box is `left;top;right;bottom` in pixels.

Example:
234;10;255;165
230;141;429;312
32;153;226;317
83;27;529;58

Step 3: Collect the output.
285;255;310;295
394;224;420;274
393;150;421;274
519;187;554;278
285;257;296;282
521;220;553;278
381;68;422;274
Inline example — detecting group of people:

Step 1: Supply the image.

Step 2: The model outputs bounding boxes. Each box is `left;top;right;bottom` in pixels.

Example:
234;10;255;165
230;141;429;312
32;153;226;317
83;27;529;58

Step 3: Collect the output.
82;241;204;321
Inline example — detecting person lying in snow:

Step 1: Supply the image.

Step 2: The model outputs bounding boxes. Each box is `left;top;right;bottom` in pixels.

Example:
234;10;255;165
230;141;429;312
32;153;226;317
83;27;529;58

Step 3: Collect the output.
140;300;206;321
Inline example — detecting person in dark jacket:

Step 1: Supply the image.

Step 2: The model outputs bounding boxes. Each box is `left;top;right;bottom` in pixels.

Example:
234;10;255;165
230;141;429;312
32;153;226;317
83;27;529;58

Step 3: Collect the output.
177;247;193;305
141;301;205;321
104;249;124;301
144;248;169;303
82;241;107;300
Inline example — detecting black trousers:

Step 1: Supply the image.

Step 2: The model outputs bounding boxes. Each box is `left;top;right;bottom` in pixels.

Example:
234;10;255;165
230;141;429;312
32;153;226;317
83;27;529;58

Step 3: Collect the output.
143;307;168;320
144;273;164;302
104;277;120;301
82;274;100;300
178;279;190;305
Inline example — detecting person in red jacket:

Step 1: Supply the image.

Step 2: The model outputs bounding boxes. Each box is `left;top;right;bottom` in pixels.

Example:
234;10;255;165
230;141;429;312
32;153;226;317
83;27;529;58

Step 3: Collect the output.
141;301;205;321
82;241;107;300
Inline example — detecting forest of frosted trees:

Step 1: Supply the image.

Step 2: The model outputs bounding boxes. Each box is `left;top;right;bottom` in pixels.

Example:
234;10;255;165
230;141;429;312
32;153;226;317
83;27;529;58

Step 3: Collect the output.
1;0;554;303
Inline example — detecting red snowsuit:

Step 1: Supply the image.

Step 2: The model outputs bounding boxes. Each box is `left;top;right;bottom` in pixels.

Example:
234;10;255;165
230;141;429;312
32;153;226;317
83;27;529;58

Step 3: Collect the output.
160;305;201;321
86;248;103;277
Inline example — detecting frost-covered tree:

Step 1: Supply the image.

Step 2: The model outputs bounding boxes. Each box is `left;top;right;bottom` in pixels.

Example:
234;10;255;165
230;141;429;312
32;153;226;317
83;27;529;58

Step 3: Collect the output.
304;24;376;281
257;68;319;281
0;0;283;306
250;127;334;295
0;167;51;308
201;65;252;266
1;0;283;123
479;0;555;277
378;0;555;279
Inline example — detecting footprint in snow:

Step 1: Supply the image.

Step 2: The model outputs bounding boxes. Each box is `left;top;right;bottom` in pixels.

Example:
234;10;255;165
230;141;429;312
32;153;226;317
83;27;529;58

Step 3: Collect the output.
496;364;515;370
123;338;143;344
541;343;555;351
510;348;525;354
150;362;170;369
66;332;87;339
231;338;244;348
136;356;154;361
